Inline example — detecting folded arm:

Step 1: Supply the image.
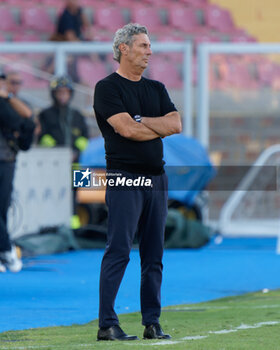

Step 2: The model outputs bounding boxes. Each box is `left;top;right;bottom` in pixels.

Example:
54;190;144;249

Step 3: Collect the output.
107;113;161;141
0;97;23;130
141;111;182;137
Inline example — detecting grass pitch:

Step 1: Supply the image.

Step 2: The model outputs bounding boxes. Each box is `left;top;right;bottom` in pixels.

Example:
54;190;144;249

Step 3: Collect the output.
1;290;280;350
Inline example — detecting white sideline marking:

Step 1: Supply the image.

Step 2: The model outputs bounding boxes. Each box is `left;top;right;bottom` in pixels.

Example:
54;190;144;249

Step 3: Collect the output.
254;304;280;309
181;335;208;340
188;321;280;339
168;304;280;312
209;329;237;334
1;321;279;349
125;320;280;347
143;340;181;346
124;340;182;346
231;321;279;332
167;306;229;311
201;321;279;337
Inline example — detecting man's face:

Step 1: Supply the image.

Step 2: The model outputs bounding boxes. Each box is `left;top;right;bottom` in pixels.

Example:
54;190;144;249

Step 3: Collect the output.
67;0;79;10
55;87;71;106
6;73;23;95
124;33;152;70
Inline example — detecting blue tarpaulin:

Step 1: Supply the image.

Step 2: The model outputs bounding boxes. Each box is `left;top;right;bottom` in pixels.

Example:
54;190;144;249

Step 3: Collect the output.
80;134;216;206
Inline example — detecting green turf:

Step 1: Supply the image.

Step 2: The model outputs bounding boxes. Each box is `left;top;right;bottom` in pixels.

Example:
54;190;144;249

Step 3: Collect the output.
1;290;280;350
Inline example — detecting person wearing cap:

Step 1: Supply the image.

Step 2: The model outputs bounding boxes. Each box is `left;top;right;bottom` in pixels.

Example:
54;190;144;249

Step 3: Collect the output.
37;75;89;228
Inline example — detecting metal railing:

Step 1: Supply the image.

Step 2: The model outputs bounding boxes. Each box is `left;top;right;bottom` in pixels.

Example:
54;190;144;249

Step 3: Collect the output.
218;144;280;253
197;43;280;147
0;41;193;136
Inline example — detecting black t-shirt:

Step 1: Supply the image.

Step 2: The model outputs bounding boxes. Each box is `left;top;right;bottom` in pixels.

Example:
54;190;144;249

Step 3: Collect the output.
93;72;177;174
57;8;83;39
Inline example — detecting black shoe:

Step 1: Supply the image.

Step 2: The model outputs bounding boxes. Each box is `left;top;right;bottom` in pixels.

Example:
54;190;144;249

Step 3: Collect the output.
97;325;139;341
143;324;171;339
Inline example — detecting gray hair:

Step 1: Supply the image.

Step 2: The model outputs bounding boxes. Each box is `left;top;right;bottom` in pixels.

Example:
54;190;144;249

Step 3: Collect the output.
113;23;149;63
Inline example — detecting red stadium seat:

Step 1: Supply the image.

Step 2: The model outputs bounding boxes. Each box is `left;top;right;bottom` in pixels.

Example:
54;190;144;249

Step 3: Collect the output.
12;32;41;42
94;7;125;32
130;7;168;34
77;58;108;88
0;7;18;31
148;58;182;89
229;33;257;43
156;34;184;63
144;0;179;7
180;0;208;8
257;60;280;87
2;0;35;7
168;6;202;33
20;70;49;89
103;0;135;8
204;4;237;33
80;0;106;7
193;33;221;47
39;0;64;10
94;32;113;42
0;32;6;41
226;58;260;89
21;7;55;33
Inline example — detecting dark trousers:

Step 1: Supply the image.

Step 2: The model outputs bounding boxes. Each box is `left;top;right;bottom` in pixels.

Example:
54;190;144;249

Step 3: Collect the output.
99;170;168;328
0;161;15;252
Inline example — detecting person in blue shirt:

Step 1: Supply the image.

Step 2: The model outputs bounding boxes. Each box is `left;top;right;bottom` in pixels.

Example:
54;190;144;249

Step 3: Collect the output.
56;0;92;42
46;0;93;82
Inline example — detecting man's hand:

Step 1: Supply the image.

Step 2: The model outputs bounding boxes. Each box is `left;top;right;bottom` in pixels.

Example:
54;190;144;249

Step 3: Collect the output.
107;113;161;141
0;88;8;98
141;111;182;137
8;96;32;118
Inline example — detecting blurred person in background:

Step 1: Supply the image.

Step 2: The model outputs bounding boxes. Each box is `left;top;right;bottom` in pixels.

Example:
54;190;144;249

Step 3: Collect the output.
37;75;89;229
55;0;93;42
46;0;94;82
94;23;181;341
6;71;33;119
0;72;35;273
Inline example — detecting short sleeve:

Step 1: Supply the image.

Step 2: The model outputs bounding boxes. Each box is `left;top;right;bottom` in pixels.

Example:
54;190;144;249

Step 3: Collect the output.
159;83;177;116
93;81;128;120
58;11;73;34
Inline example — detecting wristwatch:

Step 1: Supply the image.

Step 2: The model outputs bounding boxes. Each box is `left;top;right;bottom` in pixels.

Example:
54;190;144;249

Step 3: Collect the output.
133;115;142;123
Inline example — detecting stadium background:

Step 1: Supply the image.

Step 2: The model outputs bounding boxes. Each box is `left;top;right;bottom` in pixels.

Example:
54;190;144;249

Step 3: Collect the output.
1;0;280;338
2;0;280;223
